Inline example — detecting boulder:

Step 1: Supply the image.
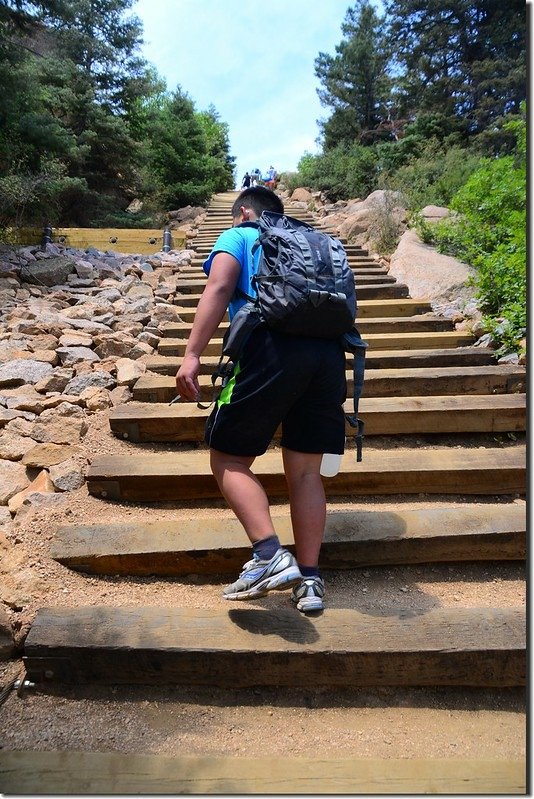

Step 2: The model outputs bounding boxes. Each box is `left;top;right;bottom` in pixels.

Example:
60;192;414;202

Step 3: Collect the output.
0;460;29;504
0;430;36;461
30;415;88;445
0;602;15;658
421;205;453;222
115;358;146;386
8;469;55;513
93;333;136;359
388;230;475;302
291;188;313;202
80;387;113;411
21;256;76;287
49;457;86;491
58;332;94;348
0;359;54;387
126;198;143;214
167;205;205;223
56;346;101;366
64;370;115;395
0;530;45;609
34;367;75;394
22;443;81;468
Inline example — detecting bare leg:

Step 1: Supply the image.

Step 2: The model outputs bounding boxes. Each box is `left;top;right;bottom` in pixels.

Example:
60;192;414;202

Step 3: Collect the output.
210;448;276;543
282;448;325;567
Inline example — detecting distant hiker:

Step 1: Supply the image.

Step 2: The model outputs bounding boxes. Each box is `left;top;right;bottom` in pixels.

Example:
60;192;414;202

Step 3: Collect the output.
264;165;277;190
176;186;349;613
241;172;251;189
251;168;261;187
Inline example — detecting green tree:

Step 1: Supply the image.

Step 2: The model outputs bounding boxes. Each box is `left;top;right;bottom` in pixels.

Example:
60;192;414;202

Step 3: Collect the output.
315;0;393;149
142;87;213;209
197;105;235;192
384;0;527;135
295;143;378;200
0;0;149;223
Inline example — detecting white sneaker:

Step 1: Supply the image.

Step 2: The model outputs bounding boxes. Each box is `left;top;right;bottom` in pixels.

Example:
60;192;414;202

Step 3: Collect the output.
291;576;325;612
223;548;302;600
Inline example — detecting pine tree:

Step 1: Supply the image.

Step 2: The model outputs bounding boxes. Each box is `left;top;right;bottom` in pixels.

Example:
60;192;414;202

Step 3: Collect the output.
314;0;392;149
384;0;527;134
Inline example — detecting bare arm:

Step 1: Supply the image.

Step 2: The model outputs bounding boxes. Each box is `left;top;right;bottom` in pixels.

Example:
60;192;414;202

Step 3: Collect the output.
175;252;241;400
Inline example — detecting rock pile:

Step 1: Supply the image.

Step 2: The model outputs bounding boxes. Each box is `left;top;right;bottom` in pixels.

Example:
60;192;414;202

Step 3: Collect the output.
0;241;199;517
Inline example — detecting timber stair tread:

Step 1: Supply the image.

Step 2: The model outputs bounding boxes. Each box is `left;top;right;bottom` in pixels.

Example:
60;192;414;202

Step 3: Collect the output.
144;347;500;375
173;298;434;317
133;364;525;403
0;752;524;796
171;276;401;290
86;445;526;501
159;315;455;338
174;281;410;305
23;605;525;687
109;394;526;442
51;504;526;575
154;331;475;357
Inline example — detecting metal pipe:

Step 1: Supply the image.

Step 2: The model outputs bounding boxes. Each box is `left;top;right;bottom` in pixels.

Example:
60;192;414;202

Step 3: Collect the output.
163;228;172;253
42;224;53;249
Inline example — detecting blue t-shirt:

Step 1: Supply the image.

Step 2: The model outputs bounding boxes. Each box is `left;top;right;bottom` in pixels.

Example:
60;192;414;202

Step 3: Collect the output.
203;224;261;320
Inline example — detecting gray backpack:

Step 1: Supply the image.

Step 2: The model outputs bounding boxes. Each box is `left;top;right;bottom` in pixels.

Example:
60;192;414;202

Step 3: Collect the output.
250;211;356;337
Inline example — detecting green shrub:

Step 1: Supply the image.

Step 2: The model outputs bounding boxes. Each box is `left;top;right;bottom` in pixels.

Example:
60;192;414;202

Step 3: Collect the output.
384;140;481;210
279;171;302;194
295;145;378;201
430;113;526;354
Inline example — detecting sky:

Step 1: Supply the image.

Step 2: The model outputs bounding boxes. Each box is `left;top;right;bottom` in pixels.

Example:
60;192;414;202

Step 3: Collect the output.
132;0;360;187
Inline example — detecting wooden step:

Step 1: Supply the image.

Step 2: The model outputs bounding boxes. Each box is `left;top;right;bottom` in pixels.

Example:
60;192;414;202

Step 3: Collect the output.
23;605;525;687
109;394;526;443
174;284;412;301
187;264;381;278
110;394;526;443
159;316;454;339
173;298;434;318
155;332;474;358
172;276;399;292
0;751;524;795
86;446;526;502
145;346;498;376
133;365;524;403
51;504;526;576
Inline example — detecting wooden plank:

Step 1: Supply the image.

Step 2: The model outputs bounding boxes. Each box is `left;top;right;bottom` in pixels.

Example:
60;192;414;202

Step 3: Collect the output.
145;347;497;375
173;283;412;301
173;276;400;292
159;316;454;339
132;365;525;403
51;504;526;575
173;296;432;315
53;228;186;254
155;331;474;358
86;446;526;501
0;751;525;795
12;227;187;252
186;263;390;274
109;394;526;443
173;298;434;319
23;606;525;687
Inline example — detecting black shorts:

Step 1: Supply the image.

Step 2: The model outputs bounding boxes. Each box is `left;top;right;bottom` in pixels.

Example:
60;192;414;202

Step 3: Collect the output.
205;326;347;457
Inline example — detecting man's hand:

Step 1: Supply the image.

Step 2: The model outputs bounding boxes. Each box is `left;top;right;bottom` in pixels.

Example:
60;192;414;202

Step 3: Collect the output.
176;353;201;402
